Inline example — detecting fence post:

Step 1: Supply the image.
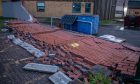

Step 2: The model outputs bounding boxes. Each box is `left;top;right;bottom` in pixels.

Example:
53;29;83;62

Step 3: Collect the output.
51;17;53;28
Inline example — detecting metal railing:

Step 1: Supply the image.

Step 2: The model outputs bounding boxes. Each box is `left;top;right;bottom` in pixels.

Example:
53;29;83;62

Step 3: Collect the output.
36;17;61;28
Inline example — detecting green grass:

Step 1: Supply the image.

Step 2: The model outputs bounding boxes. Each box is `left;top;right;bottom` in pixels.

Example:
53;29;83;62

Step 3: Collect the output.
89;73;111;84
100;20;112;25
0;16;15;30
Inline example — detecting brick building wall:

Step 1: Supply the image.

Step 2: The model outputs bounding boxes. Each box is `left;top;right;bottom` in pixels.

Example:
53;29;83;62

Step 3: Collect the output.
23;1;94;18
127;0;140;16
127;9;140;16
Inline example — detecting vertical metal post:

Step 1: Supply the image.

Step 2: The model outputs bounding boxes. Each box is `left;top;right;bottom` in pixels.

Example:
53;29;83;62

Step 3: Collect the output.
123;0;127;17
51;17;53;28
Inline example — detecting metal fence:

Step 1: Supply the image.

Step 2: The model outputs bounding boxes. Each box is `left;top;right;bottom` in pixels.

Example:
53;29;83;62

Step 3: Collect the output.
36;17;61;27
94;0;117;20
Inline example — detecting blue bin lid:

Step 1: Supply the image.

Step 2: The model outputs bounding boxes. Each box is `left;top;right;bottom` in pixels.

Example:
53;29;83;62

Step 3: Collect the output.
61;15;78;25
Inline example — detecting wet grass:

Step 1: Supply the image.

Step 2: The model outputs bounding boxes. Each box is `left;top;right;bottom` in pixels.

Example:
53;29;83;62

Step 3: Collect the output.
0;16;15;31
100;20;112;25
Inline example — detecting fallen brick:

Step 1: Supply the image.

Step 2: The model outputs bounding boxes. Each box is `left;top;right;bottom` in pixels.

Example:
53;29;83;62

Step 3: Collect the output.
90;65;112;77
74;64;83;70
9;21;140;77
84;78;88;84
117;67;127;71
68;78;83;84
69;73;81;79
128;69;136;73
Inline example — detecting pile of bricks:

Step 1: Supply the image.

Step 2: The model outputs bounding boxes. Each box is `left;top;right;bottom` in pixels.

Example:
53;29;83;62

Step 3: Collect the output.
8;20;140;78
8;22;60;35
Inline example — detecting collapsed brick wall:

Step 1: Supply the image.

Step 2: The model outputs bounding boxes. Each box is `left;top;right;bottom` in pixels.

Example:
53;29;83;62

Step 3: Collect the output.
8;20;140;77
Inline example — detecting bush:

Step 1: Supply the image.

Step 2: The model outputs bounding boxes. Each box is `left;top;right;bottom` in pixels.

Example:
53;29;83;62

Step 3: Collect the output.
89;73;111;84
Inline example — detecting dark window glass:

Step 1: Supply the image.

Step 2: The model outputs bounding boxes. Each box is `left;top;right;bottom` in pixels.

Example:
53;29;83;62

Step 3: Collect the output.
135;11;139;14
116;11;123;14
37;2;45;12
72;3;81;13
128;1;140;9
85;3;91;13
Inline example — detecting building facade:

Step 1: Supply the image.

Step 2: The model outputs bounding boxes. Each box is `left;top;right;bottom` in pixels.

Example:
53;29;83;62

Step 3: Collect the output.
127;0;140;16
115;0;128;18
23;0;117;20
93;0;117;20
23;0;94;18
0;0;2;16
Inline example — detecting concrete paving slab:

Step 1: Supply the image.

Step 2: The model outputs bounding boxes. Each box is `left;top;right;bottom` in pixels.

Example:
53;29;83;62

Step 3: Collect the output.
23;63;59;73
12;38;23;45
49;71;72;84
99;35;125;43
7;35;15;39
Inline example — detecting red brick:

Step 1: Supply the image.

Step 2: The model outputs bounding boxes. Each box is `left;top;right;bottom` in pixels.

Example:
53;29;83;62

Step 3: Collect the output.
84;78;88;84
9;21;140;76
69;73;81;79
73;69;82;75
57;48;66;57
128;69;136;73
121;71;135;76
51;60;57;64
61;61;65;66
37;57;45;61
83;58;95;66
130;64;135;67
118;62;129;66
74;64;82;70
74;61;82;65
117;64;123;68
59;68;65;73
122;65;130;70
128;66;135;70
117;67;127;71
70;66;76;71
67;71;74;75
42;60;47;64
123;60;136;65
81;63;91;69
25;60;32;63
75;57;84;62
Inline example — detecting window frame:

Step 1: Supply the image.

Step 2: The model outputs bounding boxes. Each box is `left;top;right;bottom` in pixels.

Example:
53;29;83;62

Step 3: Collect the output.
72;2;81;13
85;3;91;13
36;1;45;12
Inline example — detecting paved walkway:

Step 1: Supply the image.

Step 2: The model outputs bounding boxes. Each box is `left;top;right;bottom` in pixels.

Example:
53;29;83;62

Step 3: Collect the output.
0;33;52;84
98;25;140;47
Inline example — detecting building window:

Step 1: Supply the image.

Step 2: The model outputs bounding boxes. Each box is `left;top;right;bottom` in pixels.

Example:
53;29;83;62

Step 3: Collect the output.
85;3;91;13
37;2;45;12
135;11;139;14
72;3;81;13
116;11;123;14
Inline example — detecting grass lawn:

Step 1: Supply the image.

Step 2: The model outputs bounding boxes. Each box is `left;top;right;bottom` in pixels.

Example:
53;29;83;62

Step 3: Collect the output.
0;16;15;30
100;20;112;25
